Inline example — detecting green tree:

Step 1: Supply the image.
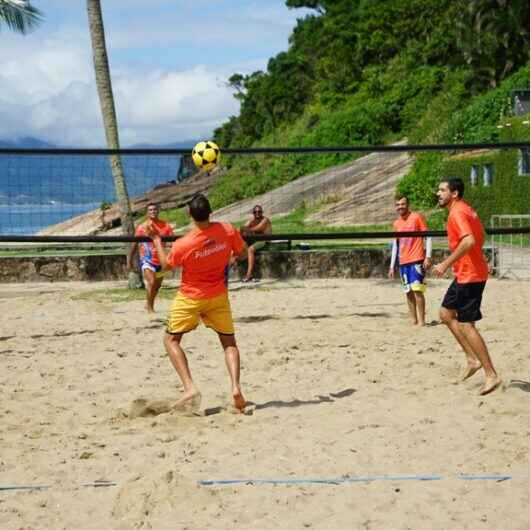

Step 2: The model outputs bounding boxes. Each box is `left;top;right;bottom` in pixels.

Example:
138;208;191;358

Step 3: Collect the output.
86;0;140;288
456;0;530;88
0;0;42;34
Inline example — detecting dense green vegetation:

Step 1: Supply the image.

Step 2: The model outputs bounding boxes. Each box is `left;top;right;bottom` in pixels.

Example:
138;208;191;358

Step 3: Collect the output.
399;61;530;208
440;116;530;222
208;0;530;216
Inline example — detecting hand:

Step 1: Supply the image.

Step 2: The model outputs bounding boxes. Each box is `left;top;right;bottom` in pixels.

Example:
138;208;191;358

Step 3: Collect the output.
433;262;448;278
144;220;160;240
423;257;432;271
388;268;395;280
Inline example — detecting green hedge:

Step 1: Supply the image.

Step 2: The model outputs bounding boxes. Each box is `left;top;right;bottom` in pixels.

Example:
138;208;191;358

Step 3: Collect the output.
441;118;530;221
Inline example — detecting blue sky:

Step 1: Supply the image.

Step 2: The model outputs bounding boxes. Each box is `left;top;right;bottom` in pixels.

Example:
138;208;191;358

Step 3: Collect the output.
0;0;310;146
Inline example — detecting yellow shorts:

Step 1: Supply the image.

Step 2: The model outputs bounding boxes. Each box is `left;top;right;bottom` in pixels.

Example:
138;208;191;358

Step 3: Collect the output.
166;291;235;335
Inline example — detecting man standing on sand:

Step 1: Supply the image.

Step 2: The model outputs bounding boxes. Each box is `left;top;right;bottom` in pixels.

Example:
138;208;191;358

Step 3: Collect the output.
127;203;174;314
147;193;248;412
389;195;432;326
433;178;501;396
240;205;272;282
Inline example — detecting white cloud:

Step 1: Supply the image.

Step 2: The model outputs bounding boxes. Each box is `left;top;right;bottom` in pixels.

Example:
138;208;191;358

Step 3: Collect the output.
0;31;242;146
0;1;309;146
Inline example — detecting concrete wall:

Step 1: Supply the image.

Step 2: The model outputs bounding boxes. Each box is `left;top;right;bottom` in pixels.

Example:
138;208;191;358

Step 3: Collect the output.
0;254;129;283
0;248;494;283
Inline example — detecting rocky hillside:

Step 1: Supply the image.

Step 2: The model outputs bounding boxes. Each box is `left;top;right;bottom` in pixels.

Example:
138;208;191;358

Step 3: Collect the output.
214;144;413;226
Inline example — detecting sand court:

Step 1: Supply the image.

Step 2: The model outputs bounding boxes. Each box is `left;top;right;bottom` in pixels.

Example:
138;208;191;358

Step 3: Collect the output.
1;278;530;529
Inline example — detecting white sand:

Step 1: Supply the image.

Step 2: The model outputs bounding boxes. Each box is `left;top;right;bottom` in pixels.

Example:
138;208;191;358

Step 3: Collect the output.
1;278;530;529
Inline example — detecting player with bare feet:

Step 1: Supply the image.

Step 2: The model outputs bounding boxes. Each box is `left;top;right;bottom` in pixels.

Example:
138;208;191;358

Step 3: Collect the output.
147;194;248;412
433;178;502;396
127;203;173;314
388;195;432;326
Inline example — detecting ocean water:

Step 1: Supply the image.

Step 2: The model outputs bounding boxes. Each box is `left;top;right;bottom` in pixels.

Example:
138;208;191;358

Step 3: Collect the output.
0;203;102;235
0;154;182;234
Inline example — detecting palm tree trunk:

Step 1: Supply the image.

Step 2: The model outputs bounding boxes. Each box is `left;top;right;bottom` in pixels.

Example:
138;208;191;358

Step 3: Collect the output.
86;0;141;288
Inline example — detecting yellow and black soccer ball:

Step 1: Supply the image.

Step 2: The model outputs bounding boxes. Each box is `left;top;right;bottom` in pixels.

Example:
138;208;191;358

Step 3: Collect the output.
191;140;220;171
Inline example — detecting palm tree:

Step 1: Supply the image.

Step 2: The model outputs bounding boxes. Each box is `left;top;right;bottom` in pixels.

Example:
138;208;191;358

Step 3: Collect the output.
86;0;141;288
0;0;42;34
456;0;530;88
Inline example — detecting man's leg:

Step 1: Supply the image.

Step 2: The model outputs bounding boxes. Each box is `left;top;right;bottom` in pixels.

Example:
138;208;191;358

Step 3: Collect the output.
439;307;482;380
244;245;255;281
149;276;164;311
218;333;246;410
458;322;501;395
406;291;418;325
413;290;426;326
164;332;201;405
142;268;157;313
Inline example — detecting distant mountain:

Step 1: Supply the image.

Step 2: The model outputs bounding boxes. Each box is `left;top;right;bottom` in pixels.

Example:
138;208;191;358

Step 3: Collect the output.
0;137;200;150
0;137;57;149
129;140;200;150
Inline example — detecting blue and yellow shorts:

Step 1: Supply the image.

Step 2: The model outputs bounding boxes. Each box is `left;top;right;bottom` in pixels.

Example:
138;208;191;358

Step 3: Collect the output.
166;291;235;335
399;261;426;293
140;258;166;279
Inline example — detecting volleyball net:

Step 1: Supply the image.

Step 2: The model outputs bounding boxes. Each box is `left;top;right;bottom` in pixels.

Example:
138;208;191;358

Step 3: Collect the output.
0;143;529;248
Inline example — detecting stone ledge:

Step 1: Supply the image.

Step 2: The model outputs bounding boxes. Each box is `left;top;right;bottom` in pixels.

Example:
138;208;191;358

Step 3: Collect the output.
0;248;494;283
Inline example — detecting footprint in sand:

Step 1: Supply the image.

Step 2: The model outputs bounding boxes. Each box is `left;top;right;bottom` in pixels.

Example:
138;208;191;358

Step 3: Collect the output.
128;396;202;419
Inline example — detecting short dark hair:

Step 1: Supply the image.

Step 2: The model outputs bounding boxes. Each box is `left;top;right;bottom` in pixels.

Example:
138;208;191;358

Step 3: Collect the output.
395;194;408;203
146;202;159;209
253;205;263;213
188;193;212;221
442;178;465;198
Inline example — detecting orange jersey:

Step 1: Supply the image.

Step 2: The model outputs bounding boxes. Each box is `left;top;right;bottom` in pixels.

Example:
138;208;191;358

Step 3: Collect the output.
136;219;173;266
166;222;245;299
447;200;488;283
393;212;428;265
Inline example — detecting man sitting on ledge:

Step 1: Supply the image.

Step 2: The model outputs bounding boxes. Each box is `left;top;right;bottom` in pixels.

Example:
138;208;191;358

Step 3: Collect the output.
240;205;272;282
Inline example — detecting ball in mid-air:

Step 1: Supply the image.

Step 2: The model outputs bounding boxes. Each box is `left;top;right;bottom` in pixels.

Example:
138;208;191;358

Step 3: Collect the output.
192;140;220;171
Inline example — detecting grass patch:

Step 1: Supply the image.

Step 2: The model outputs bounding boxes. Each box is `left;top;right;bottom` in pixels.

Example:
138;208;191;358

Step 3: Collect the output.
71;286;178;303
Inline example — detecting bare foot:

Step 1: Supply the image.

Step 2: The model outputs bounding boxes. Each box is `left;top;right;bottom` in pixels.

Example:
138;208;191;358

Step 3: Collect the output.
172;390;202;414
462;360;482;381
479;376;502;396
232;388;246;411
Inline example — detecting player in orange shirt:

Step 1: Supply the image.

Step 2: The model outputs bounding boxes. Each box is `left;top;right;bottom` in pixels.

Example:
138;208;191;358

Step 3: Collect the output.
388;195;432;326
433;178;501;395
147;194;249;412
127;203;174;314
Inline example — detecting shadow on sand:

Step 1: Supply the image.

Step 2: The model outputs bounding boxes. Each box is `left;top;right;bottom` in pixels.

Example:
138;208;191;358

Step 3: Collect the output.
508;380;530;393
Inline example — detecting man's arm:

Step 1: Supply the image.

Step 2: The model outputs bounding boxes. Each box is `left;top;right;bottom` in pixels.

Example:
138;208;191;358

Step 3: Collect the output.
145;222;174;271
423;237;433;270
388;239;398;279
433;234;475;278
126;242;138;270
246;217;270;234
417;214;432;270
151;235;171;270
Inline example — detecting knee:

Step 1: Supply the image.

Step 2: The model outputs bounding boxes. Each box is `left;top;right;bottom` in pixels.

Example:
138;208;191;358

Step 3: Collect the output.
413;290;424;301
439;307;454;325
164;333;181;347
219;334;237;349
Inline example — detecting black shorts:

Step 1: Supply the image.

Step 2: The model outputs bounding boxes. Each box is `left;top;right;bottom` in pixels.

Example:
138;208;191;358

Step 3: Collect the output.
441;280;486;323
